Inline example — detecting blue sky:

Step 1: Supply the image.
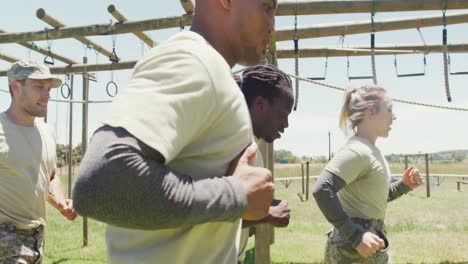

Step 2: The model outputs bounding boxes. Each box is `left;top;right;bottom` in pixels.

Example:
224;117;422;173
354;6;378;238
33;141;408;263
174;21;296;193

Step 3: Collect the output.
1;1;467;157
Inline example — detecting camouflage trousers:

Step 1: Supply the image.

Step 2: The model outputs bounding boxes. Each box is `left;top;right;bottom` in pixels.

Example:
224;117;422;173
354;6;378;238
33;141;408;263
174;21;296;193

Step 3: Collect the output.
325;218;392;264
0;222;44;264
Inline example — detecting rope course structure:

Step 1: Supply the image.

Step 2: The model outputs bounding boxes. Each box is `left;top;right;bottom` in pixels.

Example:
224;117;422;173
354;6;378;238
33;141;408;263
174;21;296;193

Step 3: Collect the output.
2;1;468;257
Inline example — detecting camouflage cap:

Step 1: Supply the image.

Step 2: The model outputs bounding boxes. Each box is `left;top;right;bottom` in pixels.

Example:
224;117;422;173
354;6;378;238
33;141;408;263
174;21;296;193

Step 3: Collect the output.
7;60;62;88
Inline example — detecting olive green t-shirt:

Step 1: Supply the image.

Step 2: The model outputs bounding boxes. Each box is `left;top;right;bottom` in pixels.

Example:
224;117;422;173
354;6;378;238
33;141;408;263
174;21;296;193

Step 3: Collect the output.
325;136;391;220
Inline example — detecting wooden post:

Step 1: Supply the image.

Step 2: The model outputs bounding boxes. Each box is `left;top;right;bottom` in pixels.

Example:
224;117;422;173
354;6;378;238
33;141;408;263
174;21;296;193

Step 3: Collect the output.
404;155;408;170
425;153;430;198
67;75;74;198
82;57;89;247
306;161;310;201
255;140;271;264
301;163;305;194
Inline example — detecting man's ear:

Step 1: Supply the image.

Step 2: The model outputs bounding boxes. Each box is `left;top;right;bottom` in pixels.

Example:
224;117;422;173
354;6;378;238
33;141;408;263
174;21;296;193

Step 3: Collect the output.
219;0;232;10
252;96;269;113
10;80;21;95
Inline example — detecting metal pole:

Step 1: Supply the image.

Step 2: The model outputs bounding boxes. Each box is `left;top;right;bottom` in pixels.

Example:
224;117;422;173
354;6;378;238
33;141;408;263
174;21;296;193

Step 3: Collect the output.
82;57;89;247
328;131;331;161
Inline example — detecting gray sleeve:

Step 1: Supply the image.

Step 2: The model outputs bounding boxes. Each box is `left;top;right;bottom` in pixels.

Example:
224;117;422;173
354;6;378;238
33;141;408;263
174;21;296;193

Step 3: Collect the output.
72;125;247;230
312;170;364;248
388;176;411;202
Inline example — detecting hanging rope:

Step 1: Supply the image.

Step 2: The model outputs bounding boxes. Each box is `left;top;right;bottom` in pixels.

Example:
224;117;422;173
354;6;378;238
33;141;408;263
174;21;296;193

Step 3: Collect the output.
293;0;300;111
44;28;55;65
109;20;119;63
283;73;468;112
442;1;452;102
370;0;377;84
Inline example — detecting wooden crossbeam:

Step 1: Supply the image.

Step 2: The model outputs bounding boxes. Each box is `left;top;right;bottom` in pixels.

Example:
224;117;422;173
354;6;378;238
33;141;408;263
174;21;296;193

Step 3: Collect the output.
276;43;468;58
0;52;20;63
276;11;468;41
180;0;194;14
2;42;468;76
0;14;193;44
275;0;468;16
0;28;77;65
36;8;118;61
108;5;155;47
0;60;137;76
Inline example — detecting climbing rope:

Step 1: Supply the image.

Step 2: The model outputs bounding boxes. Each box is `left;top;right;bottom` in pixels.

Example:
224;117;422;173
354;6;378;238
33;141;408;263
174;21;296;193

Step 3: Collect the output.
442;0;452;102
283;73;468;112
293;0;300;111
370;0;377;84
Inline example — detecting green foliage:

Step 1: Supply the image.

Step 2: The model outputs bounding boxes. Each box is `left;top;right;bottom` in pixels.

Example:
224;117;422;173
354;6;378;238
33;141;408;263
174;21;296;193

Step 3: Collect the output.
56;144;83;168
274;149;301;163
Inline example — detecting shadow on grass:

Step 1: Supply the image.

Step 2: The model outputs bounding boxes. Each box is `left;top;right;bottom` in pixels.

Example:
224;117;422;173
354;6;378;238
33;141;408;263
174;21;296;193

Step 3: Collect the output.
243;248;324;264
51;258;104;264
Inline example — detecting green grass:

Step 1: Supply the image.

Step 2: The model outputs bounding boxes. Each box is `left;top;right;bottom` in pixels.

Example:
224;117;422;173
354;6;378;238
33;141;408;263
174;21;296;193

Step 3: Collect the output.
44;163;468;263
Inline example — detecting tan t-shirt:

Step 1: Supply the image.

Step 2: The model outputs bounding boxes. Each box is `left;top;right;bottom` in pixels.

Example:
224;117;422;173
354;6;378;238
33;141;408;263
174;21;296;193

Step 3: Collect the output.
0;112;56;229
103;31;253;264
325;136;391;220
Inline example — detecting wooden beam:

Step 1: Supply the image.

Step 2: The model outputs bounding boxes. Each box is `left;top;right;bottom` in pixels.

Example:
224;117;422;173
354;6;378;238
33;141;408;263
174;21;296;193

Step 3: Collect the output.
36;8;117;61
276;43;468;58
0;14;192;44
0;53;20;63
180;0;195;14
107;5;155;47
0;60;137;77
2;42;466;75
275;0;468;16
0;28;77;65
276;11;468;41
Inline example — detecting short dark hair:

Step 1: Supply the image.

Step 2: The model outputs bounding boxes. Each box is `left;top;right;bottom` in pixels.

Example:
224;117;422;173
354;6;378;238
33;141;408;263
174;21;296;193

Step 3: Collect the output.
236;65;292;108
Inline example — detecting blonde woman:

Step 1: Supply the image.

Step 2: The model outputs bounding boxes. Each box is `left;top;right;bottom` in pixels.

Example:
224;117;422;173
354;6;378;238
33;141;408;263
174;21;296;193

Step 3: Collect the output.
313;85;423;263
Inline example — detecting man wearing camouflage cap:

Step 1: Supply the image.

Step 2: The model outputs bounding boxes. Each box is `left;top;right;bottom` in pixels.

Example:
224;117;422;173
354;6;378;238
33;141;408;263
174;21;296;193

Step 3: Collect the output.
0;60;77;263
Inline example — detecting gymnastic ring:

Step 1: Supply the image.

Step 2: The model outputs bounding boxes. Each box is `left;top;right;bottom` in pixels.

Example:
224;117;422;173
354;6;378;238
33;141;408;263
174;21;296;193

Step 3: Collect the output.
60;83;71;99
106;81;118;97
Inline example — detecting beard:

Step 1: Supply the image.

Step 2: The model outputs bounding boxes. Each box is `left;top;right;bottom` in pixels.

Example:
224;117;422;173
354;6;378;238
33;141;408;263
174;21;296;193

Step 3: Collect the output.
25;104;47;118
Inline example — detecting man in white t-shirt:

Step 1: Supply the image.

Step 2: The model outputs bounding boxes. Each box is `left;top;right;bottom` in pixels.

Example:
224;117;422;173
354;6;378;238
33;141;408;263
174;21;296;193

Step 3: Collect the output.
0;60;77;264
72;0;278;263
235;65;294;263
